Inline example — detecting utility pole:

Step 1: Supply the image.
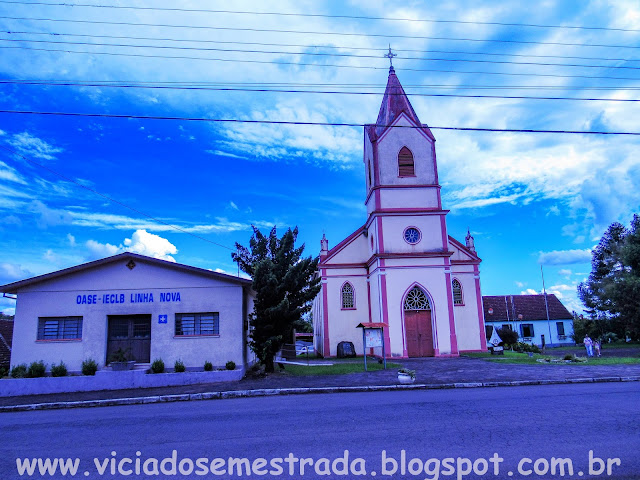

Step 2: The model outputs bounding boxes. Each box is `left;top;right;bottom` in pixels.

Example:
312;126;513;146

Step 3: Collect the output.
541;265;553;347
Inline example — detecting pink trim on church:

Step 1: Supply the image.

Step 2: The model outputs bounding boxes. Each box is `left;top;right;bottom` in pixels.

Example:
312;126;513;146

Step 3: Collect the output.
444;267;459;355
321;268;330;356
379;262;391;358
474;264;488;351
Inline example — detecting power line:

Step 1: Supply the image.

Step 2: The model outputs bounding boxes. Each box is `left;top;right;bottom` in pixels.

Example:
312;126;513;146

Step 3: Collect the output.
3;37;640;71
7;78;640;91
2;16;640;50
3;80;640;102
1;1;638;33
0;144;236;251
6;30;640;64
1;109;639;136
4;45;640;82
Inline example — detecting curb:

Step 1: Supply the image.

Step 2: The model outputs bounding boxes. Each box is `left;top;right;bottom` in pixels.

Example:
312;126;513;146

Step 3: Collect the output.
2;376;639;413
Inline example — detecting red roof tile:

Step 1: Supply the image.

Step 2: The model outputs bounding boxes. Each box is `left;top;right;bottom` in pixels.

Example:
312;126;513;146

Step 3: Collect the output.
483;295;572;322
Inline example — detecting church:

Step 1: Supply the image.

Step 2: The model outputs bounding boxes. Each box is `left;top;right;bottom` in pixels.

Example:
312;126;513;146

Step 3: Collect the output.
312;66;487;358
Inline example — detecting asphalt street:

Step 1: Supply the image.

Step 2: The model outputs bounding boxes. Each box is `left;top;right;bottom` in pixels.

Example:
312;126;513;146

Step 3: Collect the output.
1;382;638;480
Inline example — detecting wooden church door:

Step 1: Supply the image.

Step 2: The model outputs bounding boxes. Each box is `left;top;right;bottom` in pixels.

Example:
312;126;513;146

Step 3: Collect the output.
404;286;434;357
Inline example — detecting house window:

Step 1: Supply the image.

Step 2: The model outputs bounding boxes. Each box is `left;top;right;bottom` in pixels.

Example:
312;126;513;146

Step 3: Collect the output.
175;313;219;336
501;324;512;331
37;316;82;340
452;279;463;305
520;323;534;338
398;146;415;176
556;322;565;336
341;282;355;309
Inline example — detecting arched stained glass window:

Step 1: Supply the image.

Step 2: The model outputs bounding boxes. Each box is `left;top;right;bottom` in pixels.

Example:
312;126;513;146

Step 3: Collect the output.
398;146;415;176
403;286;431;311
452;279;463;305
341;282;355;309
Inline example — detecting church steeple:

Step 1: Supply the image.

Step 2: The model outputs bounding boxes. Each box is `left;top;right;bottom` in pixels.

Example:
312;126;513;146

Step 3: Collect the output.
374;68;422;138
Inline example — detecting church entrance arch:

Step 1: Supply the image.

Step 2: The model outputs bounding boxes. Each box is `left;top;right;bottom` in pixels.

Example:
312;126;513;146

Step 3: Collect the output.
403;285;434;357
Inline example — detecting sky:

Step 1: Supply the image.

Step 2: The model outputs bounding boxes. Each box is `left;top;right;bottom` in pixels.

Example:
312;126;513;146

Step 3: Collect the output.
1;0;640;316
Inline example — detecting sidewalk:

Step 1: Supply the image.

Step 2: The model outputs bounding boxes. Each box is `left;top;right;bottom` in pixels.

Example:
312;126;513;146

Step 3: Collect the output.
2;356;639;412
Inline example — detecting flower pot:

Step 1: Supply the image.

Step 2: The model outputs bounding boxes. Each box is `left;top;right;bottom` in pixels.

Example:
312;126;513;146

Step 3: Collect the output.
397;373;415;384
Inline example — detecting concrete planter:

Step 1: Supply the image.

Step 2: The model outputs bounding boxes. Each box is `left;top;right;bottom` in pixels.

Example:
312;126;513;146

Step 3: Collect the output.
110;361;136;371
0;367;245;397
397;373;415;385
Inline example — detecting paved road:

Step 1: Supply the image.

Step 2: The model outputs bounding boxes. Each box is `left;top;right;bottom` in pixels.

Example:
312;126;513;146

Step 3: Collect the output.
1;383;638;480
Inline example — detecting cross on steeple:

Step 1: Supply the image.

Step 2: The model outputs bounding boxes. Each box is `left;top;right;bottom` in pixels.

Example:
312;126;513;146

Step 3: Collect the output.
384;45;397;70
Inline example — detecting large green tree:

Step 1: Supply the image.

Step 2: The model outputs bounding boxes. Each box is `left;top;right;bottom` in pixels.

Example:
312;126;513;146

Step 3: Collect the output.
578;214;640;339
232;226;321;372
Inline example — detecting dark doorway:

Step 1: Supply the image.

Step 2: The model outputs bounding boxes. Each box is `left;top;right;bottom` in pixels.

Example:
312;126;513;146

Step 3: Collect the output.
107;315;151;363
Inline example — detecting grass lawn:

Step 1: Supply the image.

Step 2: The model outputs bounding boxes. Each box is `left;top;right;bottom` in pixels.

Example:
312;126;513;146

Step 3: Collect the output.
282;361;402;375
463;351;640;365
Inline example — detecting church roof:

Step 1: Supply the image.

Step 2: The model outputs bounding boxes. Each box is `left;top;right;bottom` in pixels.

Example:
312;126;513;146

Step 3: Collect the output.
367;67;434;141
483;294;572;322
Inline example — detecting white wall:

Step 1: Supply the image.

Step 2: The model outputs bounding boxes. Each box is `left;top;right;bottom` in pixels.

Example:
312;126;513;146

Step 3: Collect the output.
10;259;251;371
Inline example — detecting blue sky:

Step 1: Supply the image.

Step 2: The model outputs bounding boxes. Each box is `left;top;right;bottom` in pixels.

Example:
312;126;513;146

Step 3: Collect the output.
2;0;640;315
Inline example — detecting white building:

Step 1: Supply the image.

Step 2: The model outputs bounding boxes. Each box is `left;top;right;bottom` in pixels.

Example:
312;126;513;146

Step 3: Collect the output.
312;67;487;358
483;294;575;347
0;252;255;372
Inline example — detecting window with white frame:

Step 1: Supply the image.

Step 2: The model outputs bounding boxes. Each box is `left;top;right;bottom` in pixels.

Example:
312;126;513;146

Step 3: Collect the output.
520;323;534;338
341;282;355;309
37;316;83;340
556;322;565;336
452;279;463;305
175;312;219;336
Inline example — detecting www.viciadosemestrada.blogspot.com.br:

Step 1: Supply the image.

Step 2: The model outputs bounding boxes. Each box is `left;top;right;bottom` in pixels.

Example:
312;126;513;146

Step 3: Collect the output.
15;449;622;478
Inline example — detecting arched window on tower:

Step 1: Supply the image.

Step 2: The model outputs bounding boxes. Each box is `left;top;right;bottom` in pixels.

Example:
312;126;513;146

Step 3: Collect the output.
398;147;415;177
368;159;373;187
341;282;355;309
452;279;463;305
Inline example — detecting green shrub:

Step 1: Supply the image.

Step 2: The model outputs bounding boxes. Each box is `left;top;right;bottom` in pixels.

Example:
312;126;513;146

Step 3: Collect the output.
50;361;68;377
496;328;519;346
174;359;185;373
0;366;8;378
563;354;574;361
27;361;46;378
151;358;165;374
10;364;27;378
204;361;213;371
109;347;130;363
82;359;98;376
513;342;541;354
225;361;236;371
602;332;619;343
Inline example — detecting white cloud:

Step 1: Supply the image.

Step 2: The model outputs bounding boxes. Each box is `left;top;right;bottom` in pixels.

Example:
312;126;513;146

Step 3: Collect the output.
0;160;27;185
30;200;73;228
85;239;120;260
67;233;76;247
515;281;525;288
0;263;33;284
86;230;178;262
206;150;248;160
538;249;592;265
229;201;239;210
123;230;178;262
7;132;63;160
521;289;539;295
558;269;572;277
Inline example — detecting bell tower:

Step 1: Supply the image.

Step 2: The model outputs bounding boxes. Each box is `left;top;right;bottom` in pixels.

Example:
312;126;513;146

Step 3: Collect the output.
364;66;442;216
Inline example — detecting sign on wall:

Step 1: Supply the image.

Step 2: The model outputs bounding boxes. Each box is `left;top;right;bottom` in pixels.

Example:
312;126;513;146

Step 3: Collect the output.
158;315;168;324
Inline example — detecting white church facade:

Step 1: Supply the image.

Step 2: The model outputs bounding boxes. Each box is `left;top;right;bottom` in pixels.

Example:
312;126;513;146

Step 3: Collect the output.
312;67;487;358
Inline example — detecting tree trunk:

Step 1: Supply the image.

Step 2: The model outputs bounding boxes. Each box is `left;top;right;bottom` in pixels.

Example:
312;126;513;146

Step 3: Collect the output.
264;356;275;373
